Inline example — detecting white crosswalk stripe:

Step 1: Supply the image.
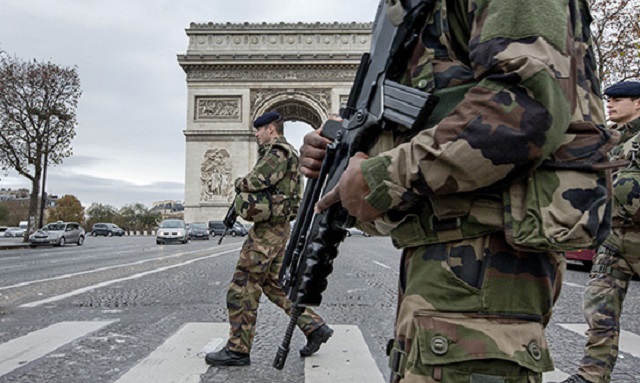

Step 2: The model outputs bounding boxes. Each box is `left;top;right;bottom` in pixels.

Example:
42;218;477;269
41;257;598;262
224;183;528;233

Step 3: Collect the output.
112;322;386;383
113;322;226;383
542;322;640;382
0;321;115;377
0;321;386;382
543;369;570;382
1;320;637;382
305;325;386;383
559;323;640;359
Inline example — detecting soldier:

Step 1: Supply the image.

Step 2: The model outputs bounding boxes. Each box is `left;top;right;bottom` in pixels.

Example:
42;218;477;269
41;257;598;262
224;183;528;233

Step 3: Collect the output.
301;1;611;382
205;111;333;367
553;81;640;383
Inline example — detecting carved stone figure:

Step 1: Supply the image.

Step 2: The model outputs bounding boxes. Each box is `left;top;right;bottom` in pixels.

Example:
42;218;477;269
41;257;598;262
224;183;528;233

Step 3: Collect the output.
200;148;233;201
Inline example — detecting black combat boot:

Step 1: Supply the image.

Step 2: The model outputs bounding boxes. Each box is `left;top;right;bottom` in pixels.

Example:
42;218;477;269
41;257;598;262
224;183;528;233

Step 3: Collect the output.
300;324;334;357
205;346;250;366
551;374;590;383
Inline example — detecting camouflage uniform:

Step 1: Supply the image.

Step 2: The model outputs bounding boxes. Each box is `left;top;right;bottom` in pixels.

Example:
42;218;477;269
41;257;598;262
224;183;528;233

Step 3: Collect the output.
355;1;606;382
226;136;325;354
576;117;640;383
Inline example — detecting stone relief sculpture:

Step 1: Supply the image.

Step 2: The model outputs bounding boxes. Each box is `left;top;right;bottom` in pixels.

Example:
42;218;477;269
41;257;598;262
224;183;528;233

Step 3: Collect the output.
196;97;240;120
200;148;233;202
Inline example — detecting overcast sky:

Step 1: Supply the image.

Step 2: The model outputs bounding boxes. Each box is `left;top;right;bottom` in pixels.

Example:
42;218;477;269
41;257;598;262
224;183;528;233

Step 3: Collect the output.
0;0;378;209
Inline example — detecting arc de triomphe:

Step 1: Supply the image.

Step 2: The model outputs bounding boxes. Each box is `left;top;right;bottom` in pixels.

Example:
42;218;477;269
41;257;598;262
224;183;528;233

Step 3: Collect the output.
178;22;372;223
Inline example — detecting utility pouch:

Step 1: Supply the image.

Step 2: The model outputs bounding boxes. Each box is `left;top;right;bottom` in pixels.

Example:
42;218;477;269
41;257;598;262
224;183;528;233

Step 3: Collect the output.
406;311;552;381
504;122;620;252
612;140;640;224
234;191;272;222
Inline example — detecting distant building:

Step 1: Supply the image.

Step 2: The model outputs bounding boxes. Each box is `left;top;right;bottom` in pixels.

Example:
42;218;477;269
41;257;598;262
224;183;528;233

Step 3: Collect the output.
150;200;185;220
0;189;59;227
0;188;30;201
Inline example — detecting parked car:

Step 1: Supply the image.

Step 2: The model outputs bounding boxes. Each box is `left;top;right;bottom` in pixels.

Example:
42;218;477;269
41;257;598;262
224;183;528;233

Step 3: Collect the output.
188;222;210;240
232;222;249;236
208;221;249;237
156;219;189;245
29;221;85;247
565;249;596;268
91;223;125;237
3;227;26;237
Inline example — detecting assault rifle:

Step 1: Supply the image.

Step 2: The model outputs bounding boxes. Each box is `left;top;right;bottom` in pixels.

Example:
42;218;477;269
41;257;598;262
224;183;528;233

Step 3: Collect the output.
273;0;439;369
217;200;238;245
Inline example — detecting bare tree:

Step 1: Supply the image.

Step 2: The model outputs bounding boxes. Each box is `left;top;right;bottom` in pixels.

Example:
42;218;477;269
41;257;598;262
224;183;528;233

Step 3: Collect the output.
590;0;640;87
0;52;81;238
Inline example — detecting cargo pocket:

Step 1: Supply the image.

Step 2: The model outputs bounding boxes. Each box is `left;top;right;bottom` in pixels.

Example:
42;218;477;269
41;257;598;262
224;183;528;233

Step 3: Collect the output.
403;311;552;382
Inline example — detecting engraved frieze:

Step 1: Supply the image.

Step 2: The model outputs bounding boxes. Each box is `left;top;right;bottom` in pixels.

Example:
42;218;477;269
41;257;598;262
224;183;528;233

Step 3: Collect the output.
186;64;358;82
185;23;372;55
195;96;241;121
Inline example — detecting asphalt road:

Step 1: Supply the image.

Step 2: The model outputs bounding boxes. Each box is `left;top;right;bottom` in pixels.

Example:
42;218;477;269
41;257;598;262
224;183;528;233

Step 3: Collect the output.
0;235;638;382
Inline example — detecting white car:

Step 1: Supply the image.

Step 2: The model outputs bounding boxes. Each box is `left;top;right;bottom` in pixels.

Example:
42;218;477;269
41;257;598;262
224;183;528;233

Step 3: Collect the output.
156;219;189;245
3;227;26;237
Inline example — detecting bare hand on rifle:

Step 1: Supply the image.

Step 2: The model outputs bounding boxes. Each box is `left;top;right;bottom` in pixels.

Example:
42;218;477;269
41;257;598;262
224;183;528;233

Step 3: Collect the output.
299;120;337;179
314;151;383;222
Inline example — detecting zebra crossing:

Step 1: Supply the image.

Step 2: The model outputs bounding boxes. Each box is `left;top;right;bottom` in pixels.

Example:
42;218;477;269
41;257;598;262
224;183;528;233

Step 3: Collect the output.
0;320;637;382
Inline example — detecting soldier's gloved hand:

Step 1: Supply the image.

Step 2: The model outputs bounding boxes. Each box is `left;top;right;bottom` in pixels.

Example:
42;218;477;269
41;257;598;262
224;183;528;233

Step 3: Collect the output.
300;129;332;179
315;152;383;222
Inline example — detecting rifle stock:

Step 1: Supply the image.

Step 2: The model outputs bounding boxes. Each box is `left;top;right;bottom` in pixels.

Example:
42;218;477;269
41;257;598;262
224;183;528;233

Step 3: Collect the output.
273;0;438;369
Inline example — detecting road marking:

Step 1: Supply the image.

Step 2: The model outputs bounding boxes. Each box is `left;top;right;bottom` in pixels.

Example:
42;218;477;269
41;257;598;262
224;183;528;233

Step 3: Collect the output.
305;325;386;383
543;369;570;382
0;321;114;377
114;323;227;383
562;282;585;289
559;323;640;358
1;244;240;291
372;260;392;270
19;248;240;308
0;321;577;382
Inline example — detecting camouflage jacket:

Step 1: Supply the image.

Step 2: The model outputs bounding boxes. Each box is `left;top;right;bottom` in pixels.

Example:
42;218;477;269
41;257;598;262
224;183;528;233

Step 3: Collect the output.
609;117;640;161
610;117;640;227
235;136;301;221
358;0;607;247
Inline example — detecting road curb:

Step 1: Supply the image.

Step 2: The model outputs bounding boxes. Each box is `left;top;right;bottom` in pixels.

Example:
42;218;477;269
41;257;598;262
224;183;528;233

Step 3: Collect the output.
0;244;31;250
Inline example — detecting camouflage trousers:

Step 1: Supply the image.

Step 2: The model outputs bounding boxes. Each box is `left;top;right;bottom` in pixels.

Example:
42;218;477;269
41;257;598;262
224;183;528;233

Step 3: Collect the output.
388;232;564;383
225;220;325;354
577;227;640;383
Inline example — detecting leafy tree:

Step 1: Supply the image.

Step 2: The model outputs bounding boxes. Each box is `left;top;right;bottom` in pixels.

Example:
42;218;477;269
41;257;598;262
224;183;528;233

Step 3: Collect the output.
590;0;640;86
47;194;84;223
0;52;81;238
0;204;8;223
119;203;160;232
85;203;118;229
140;209;162;230
0;199;29;227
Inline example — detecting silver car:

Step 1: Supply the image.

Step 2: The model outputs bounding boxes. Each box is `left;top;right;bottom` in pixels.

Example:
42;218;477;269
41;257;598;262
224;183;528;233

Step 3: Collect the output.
156;219;189;245
29;222;85;247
